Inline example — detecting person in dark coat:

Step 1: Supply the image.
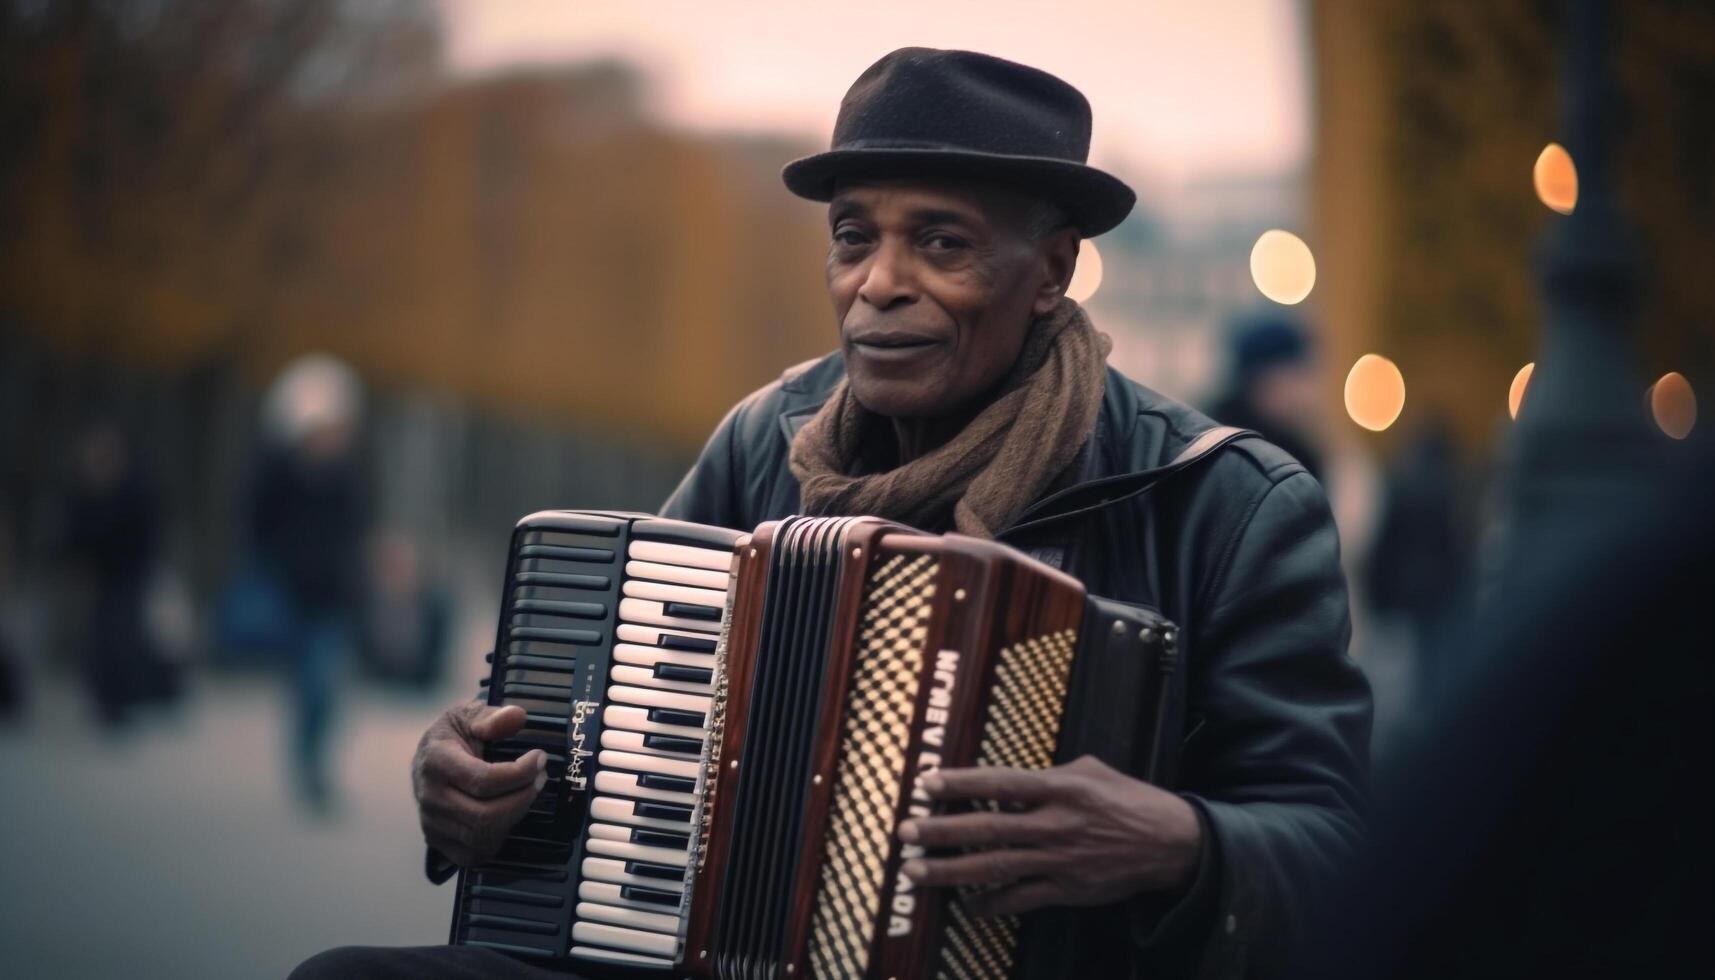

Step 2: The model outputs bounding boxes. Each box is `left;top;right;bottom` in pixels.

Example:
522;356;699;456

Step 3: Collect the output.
252;355;369;809
298;48;1368;980
64;420;175;727
1207;312;1326;483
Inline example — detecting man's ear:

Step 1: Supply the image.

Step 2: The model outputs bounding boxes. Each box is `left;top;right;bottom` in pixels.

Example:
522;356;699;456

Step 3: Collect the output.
1032;227;1081;316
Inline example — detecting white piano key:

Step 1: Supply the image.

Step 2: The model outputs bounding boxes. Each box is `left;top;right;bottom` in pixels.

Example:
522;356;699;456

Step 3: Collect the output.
615;623;720;648
606;684;711;716
586;836;691;868
582;856;686;892
613;643;716;671
598;749;700;780
618;598;723;634
569;946;675;970
594;771;697;806
600;729;702;760
621;579;728;609
579;880;685;914
601;705;705;740
624;559;729;590
590;796;692;830
627;540;732;571
576;900;681;935
572;922;678;960
611;663;712;695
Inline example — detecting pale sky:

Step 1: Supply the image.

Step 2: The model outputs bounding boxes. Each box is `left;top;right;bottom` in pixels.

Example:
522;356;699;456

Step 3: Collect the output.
436;0;1310;189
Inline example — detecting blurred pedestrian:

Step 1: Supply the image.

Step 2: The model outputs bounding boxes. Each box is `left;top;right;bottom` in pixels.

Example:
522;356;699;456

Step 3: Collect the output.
64;419;177;728
1365;419;1473;708
250;355;369;810
1207;311;1326;481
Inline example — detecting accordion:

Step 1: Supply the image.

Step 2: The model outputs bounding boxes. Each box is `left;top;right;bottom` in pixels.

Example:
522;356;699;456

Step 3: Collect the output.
449;510;1185;978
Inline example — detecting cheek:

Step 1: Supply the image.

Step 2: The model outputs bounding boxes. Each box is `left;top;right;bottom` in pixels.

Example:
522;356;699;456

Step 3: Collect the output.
826;259;862;319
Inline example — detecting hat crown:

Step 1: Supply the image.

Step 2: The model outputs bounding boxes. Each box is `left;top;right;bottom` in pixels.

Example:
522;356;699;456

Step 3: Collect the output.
831;47;1093;164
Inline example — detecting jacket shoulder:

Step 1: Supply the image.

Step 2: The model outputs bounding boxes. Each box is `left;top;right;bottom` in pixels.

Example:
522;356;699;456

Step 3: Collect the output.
714;351;842;457
1107;367;1308;492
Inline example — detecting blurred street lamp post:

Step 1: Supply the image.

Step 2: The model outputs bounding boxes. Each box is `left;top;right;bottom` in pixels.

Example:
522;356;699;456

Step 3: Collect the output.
1503;0;1654;558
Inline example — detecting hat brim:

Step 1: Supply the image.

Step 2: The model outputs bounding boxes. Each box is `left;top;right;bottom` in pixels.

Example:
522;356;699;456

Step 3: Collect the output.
782;147;1136;238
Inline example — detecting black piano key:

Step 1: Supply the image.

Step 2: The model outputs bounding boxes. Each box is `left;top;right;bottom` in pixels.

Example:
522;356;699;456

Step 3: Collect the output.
637;773;696;794
500;681;574;700
522;712;566;731
467;885;565;908
513;571;611;591
499;654;578;673
510;626;603;646
659;633;717;653
511;598;607;620
517;544;615;563
647;707;707;728
479;861;568;882
633;801;693;822
631;829;691;849
663;601;721;621
653;662;713;684
484;650;494;664
465;939;556;957
621;884;683;908
641;734;703;755
465;913;559;936
625;860;685;882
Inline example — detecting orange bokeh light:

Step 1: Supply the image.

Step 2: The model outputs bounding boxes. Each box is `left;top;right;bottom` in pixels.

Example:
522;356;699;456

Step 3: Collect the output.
1344;354;1406;432
1509;362;1535;420
1534;142;1578;215
1650;372;1698;439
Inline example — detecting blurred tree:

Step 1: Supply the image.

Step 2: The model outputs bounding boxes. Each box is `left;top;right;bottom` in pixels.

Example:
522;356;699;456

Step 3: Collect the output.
0;0;442;363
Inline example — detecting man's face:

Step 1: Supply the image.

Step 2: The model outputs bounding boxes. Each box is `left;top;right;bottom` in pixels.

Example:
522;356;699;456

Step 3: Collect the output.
826;180;1074;419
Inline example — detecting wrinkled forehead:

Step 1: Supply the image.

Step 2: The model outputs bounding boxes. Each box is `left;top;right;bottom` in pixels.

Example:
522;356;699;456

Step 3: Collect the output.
829;176;1039;224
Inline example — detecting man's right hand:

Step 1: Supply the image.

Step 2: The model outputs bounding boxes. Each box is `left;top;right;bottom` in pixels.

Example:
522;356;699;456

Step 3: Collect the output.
413;701;547;868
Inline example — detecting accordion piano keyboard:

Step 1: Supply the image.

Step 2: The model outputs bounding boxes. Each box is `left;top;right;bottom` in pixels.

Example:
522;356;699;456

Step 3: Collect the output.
569;533;735;969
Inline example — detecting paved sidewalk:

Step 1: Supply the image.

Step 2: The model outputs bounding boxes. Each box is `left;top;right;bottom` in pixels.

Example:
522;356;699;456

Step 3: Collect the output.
0;675;468;980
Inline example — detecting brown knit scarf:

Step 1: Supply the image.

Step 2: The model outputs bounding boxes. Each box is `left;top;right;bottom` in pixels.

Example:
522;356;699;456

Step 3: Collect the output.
788;297;1112;538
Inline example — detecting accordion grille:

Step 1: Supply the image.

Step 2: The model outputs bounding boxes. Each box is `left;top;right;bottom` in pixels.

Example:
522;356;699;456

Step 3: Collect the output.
808;554;940;978
937;628;1079;980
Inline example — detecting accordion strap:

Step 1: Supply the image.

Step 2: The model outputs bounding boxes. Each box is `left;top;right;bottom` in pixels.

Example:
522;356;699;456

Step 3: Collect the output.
1001;425;1254;539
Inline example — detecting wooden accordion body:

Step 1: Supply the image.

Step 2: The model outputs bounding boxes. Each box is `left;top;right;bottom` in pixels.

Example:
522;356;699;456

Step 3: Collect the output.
450;511;1183;979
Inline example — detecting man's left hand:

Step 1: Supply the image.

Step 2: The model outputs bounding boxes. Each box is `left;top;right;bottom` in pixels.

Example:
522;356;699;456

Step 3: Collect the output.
897;755;1202;917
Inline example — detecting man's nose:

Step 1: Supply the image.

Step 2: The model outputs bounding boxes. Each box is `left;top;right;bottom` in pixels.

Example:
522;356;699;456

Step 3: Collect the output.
856;239;917;310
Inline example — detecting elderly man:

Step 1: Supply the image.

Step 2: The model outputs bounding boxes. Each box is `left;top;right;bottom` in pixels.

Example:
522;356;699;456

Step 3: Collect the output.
296;48;1369;980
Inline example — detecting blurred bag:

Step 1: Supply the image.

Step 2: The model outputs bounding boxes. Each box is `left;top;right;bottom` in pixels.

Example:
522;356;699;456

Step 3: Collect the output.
215;561;295;664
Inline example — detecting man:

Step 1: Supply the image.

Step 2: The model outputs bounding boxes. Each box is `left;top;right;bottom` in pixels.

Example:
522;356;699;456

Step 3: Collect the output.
296;48;1369;979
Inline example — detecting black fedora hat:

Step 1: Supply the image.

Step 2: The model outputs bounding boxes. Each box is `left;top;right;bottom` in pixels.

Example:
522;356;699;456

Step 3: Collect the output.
783;47;1136;237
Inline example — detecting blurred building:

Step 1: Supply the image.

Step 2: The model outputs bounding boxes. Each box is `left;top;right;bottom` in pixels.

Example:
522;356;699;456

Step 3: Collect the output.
1311;1;1713;456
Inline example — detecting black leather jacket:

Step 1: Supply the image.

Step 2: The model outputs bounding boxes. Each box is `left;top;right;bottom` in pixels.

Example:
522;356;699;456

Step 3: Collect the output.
661;352;1371;979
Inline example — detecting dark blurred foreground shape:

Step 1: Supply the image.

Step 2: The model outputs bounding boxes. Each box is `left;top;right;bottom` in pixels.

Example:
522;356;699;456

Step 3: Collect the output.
1300;1;1714;975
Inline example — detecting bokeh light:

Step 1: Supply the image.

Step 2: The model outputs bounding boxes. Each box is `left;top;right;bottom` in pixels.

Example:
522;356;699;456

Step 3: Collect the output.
1649;372;1698;439
1249;229;1317;305
1508;362;1535;420
1067;238;1104;304
1345;354;1406;432
1533;142;1578;215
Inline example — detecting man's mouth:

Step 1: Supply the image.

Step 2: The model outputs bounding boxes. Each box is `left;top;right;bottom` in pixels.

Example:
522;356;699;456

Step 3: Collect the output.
848;331;943;359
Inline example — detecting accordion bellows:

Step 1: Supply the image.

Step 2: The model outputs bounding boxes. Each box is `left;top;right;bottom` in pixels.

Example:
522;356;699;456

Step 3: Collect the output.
449;511;1181;979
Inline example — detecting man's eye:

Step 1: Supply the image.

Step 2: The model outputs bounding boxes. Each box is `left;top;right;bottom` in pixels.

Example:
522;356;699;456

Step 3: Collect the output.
832;229;868;247
923;233;968;251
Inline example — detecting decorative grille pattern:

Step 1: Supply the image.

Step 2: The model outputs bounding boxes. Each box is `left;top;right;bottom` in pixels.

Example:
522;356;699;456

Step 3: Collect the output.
807;554;939;977
936;628;1078;980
